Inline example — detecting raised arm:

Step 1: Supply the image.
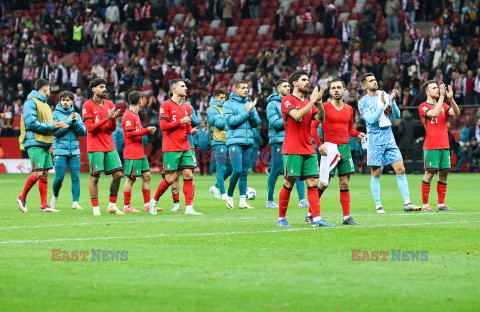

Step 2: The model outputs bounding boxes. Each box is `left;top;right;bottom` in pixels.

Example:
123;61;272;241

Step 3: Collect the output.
224;102;249;128
446;85;461;116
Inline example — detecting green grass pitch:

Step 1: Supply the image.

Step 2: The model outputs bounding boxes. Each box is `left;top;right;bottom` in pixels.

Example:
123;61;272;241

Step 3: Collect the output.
1;172;479;311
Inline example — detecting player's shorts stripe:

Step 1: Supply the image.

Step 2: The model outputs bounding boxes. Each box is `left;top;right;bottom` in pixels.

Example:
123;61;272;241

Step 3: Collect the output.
105;167;123;174
338;172;355;177
130;163;135;178
301;174;319;180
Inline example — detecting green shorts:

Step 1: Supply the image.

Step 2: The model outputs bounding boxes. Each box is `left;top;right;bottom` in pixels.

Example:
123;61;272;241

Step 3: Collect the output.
124;157;150;178
424;149;451;171
330;143;355;176
27;146;53;172
88;150;123;176
283;154;319;180
163;150;197;173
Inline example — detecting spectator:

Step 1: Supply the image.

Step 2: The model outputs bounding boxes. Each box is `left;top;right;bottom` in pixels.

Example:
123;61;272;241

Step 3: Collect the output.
474;68;480;104
92;19;105;48
194;120;211;176
105;1;120;23
385;0;400;39
398;110;415;159
184;12;196;35
358;16;374;52
467;138;480;172
336;19;351;55
464;70;475;104
285;10;298;39
248;0;260;19
455;125;470;172
302;7;316;39
273;7;286;41
324;4;336;38
402;0;419;22
222;0;234;27
239;0;250;19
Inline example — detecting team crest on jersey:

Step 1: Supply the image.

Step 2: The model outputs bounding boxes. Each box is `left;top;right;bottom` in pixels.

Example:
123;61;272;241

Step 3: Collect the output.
126;121;131;126
429;162;432;166
136;170;139;174
284;101;291;108
167;164;171;169
95;165;98;169
37;163;41;167
277;148;280;152
290;169;294;174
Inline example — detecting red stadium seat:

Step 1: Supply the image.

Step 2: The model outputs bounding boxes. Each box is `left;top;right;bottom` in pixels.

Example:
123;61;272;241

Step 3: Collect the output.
244;34;255;42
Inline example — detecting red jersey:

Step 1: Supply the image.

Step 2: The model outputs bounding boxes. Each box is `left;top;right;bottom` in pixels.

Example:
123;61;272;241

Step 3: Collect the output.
122;109;148;159
281;94;318;155
419;102;451;150
159;99;192;152
82;99;117;152
311;102;360;146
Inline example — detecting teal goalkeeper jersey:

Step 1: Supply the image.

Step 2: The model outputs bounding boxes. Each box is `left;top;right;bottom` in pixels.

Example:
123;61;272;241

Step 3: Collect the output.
358;94;396;146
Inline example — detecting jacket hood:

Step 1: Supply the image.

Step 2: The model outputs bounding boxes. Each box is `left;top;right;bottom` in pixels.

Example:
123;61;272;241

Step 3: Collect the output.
229;92;248;104
209;98;224;107
267;93;282;103
55;103;74;114
27;90;47;102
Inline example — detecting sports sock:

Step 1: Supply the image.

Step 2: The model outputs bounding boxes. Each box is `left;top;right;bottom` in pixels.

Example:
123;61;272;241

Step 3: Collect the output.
20;174;38;200
172;188;180;204
278;185;292;218
142;189;150;205
123;191;131;207
437;181;447;206
340;189;350;217
396;174;411;203
308;188;323;214
307;186;320;218
109;194;117;205
421;180;430;205
370;176;381;206
91;198;99;208
154;179;171;201
38;177;48;208
183;179;194;206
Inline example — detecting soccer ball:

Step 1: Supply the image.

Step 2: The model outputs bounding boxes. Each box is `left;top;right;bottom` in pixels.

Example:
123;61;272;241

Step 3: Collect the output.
246;187;256;200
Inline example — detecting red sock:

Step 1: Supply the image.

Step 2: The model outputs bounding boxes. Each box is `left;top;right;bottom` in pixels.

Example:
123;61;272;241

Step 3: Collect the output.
310;188;324;213
340;189;350;217
154;179;171;201
437;181;447;206
421;180;430;205
172;188;180;203
91;198;99;207
308;187;320;218
38;177;48;208
109;195;117;204
20;174;38;200
123;191;131;206
279;185;292;218
183;179;194;206
142;189;150;205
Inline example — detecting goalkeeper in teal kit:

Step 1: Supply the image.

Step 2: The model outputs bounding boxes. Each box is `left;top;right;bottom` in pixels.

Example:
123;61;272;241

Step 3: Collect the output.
358;73;420;213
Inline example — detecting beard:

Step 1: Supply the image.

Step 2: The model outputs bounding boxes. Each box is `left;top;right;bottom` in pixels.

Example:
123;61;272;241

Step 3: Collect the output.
368;86;378;92
300;84;310;93
97;91;107;99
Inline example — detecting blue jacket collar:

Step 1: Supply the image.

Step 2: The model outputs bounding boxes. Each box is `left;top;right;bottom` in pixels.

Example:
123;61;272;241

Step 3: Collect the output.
55;103;74;114
229;92;248;104
209;98;224;107
27;90;47;102
267;93;282;103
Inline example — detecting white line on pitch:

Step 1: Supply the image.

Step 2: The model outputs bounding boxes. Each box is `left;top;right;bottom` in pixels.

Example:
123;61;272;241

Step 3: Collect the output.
1;211;479;231
1;220;479;244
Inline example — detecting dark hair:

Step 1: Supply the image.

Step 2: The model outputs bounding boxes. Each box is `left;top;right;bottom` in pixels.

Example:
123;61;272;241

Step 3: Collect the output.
361;73;375;85
330;78;346;88
59;91;74;101
275;79;289;90
213;89;227;97
288;70;308;89
128;91;142;106
89;78;107;91
420;80;436;96
235;80;248;89
169;78;184;90
34;79;50;91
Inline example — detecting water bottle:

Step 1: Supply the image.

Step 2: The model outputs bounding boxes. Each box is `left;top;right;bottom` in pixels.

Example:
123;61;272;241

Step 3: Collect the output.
361;135;368;150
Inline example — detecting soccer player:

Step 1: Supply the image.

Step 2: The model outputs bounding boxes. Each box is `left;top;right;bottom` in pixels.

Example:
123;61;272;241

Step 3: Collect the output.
278;70;334;227
16;79;68;212
207;89;233;200
358;73;420;213
266;79;309;208
419;82;460;211
82;78;124;216
122;91;157;212
223;81;261;209
50;91;87;211
311;78;365;225
150;79;202;215
170;101;199;212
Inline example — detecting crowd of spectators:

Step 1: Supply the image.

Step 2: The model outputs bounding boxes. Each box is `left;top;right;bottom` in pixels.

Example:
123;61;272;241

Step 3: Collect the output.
0;0;479;170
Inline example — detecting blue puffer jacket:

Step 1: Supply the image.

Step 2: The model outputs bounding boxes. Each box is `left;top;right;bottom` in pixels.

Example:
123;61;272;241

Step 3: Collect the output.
207;98;226;147
266;93;285;145
252;128;264;149
194;126;210;150
52;103;86;156
224;93;261;147
22;91;54;149
188;105;199;148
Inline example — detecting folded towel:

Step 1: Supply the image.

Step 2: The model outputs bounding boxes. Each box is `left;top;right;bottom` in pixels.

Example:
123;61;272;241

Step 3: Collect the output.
319;142;342;187
377;90;392;128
